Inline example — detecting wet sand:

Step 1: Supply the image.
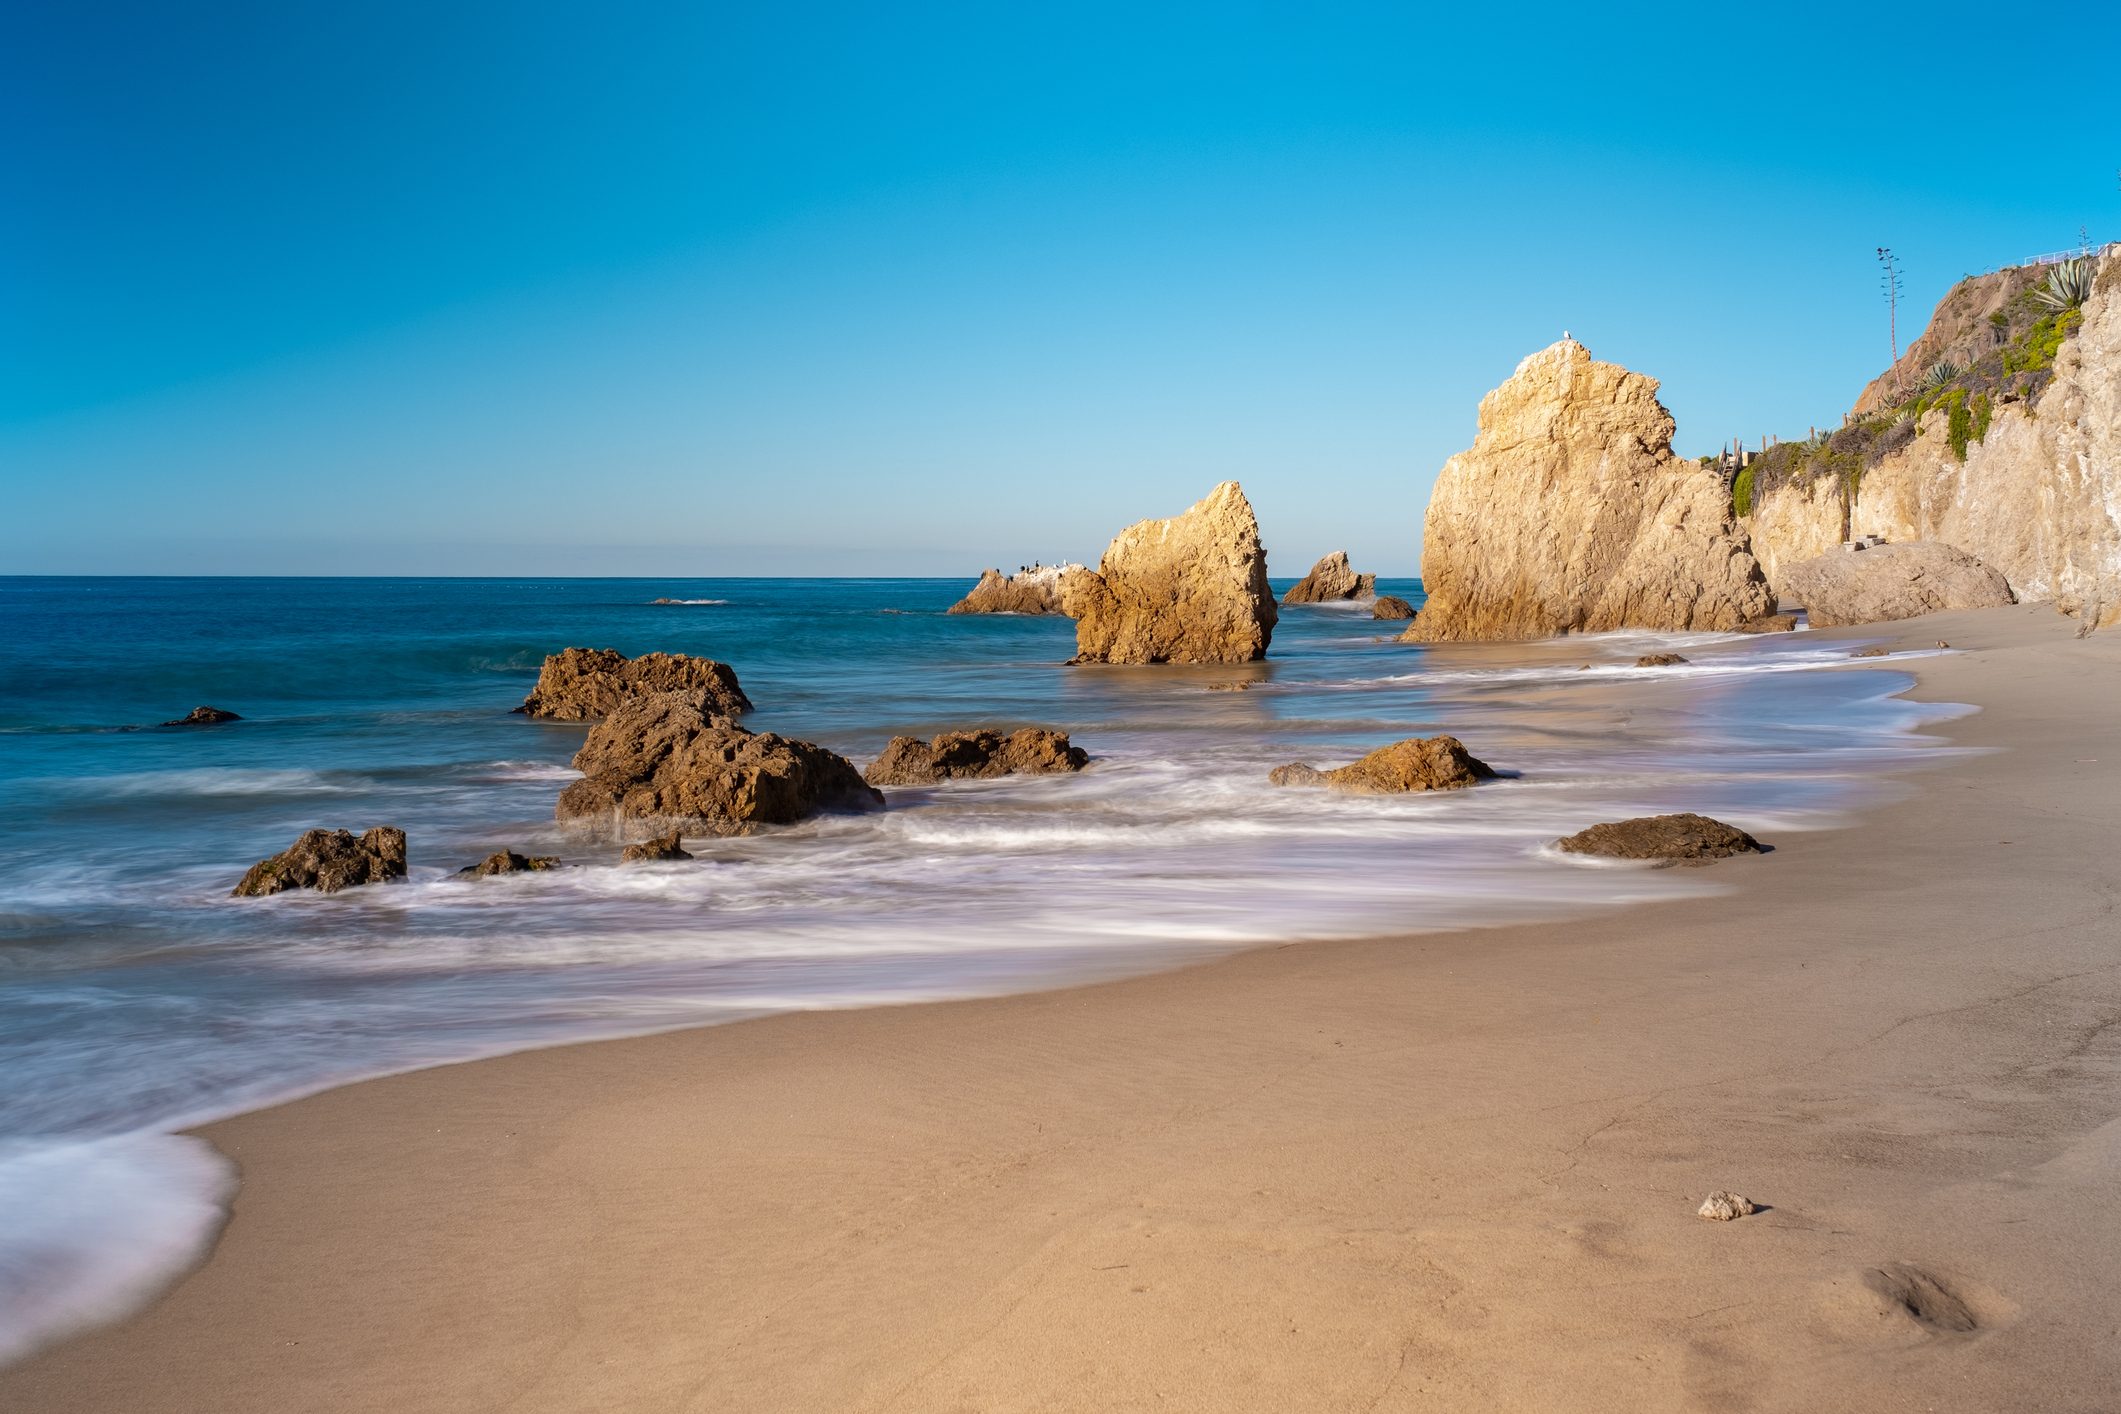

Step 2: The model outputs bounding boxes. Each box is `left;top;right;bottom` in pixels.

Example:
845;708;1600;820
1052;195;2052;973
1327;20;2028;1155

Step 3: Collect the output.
7;603;2119;1412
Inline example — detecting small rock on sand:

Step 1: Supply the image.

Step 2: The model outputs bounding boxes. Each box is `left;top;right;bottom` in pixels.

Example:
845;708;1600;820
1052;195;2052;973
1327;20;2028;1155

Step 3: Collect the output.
1634;653;1688;667
1698;1191;1756;1221
1555;813;1762;865
1850;646;1890;658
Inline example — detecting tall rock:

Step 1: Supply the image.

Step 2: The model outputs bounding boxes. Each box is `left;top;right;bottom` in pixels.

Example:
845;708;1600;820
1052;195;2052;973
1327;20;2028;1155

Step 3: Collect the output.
1065;481;1278;663
1403;341;1775;642
1281;551;1376;604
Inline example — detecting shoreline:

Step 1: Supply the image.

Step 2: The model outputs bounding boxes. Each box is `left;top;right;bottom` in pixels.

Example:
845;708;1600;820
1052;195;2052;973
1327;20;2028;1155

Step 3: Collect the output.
10;603;2120;1410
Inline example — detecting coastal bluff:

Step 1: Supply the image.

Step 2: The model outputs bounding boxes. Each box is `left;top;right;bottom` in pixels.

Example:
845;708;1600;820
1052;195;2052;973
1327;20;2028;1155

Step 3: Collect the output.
1065;481;1277;664
1403;340;1774;642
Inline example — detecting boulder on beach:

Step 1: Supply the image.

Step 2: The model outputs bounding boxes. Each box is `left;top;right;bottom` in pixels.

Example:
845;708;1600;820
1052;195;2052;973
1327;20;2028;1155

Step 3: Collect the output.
1554;813;1762;864
556;690;881;837
1735;613;1799;634
864;727;1088;786
163;706;241;726
1776;541;2014;628
516;647;752;722
1698;1191;1756;1221
457;849;560;877
1065;481;1277;664
1269;736;1496;794
621;832;693;862
1281;551;1376;605
1634;653;1688;667
232;826;408;897
947;565;1086;615
1370;595;1417;621
1403;340;1775;643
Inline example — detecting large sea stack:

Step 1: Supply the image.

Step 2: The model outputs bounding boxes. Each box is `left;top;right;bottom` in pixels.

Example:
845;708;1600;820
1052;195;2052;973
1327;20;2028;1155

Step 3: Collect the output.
1403;340;1774;642
1065;481;1277;664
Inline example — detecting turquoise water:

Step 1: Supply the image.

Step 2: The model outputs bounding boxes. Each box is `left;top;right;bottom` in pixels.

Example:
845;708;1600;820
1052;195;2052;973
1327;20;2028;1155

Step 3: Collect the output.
0;575;1966;1363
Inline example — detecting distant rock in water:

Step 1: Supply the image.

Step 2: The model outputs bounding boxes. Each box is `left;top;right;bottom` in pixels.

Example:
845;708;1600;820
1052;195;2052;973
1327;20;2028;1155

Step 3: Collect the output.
516;647;752;721
1402;340;1774;643
1270;736;1495;794
1066;481;1277;664
1777;542;2014;628
1370;595;1417;621
947;565;1086;615
163;706;240;726
556;690;880;837
1281;551;1375;604
457;849;560;877
1634;653;1688;667
864;727;1087;786
621;832;693;862
232;827;407;896
1554;813;1762;864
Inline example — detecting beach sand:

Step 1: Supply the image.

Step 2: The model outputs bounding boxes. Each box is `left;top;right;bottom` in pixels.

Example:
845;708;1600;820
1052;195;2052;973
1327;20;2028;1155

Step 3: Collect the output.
7;604;2119;1412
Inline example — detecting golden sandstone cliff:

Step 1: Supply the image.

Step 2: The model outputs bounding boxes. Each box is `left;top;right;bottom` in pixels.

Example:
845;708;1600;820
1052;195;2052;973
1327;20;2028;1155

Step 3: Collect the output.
1065;481;1277;663
1402;340;1775;642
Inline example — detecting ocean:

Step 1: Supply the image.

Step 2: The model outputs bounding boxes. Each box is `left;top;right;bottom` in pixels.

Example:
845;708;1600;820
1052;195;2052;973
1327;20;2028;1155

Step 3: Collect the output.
0;575;1968;1364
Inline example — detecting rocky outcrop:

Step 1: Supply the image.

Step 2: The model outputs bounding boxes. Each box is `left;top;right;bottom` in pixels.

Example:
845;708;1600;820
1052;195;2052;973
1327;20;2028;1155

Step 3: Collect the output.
1778;542;2014;627
864;728;1088;786
555;690;880;837
232;827;407;896
458;849;560;877
1554;813;1761;864
1281;552;1375;604
516;648;752;721
1370;595;1416;621
163;706;240;726
1634;653;1688;667
1269;736;1495;793
1065;482;1277;664
1403;340;1775;643
1852;262;2060;416
621;832;693;862
1735;613;1799;633
947;565;1086;615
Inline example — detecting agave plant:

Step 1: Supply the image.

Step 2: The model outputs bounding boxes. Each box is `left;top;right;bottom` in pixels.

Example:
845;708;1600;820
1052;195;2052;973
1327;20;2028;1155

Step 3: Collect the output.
2034;256;2096;312
1922;358;1963;391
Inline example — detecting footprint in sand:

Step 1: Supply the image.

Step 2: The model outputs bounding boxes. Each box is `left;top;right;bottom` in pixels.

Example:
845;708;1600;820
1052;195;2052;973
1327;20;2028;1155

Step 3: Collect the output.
1861;1263;1980;1334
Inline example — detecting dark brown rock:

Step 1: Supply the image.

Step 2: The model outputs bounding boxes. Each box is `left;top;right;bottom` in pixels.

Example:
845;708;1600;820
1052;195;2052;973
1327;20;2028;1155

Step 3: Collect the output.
556;691;881;837
621;832;693;862
516;648;751;721
1370;596;1417;621
457;849;561;877
1634;653;1689;667
1735;614;1800;633
1270;736;1495;793
163;706;241;726
232;827;408;896
864;728;1088;786
1554;813;1762;864
1850;646;1892;658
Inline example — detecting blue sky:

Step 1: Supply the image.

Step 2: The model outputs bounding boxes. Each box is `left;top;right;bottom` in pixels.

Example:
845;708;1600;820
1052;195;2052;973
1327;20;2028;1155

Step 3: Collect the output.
4;2;2116;576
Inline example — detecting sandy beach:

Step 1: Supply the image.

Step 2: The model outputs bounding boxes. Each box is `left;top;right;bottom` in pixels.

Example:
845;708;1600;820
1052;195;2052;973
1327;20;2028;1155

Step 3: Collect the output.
7;604;2118;1413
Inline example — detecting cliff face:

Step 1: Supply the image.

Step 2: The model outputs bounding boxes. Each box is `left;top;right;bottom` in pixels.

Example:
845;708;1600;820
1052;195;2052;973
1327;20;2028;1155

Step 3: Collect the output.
1851;263;2056;416
1403;340;1775;642
1066;481;1277;663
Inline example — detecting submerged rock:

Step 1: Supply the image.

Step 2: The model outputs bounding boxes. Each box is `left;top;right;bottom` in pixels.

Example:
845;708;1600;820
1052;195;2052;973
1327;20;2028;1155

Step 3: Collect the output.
1555;813;1762;864
516;647;752;721
556;690;881;837
163;706;241;726
1777;541;2014;628
1281;551;1375;604
1270;736;1495;794
232;827;407;896
457;849;560;877
621;832;693;862
947;565;1086;615
1634;653;1689;667
864;728;1088;786
1850;646;1892;658
1370;595;1417;621
1066;481;1278;664
1697;1191;1756;1221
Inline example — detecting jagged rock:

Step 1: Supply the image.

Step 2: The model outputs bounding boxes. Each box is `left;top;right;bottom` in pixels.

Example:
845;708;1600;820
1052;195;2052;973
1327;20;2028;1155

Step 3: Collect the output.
1697;1191;1756;1221
621;832;693;862
232;827;407;896
1634;653;1688;667
864;728;1087;786
1850;646;1891;658
457;849;561;877
1065;482;1277;664
555;690;881;837
1735;613;1800;633
1778;542;2014;628
1555;813;1762;864
1370;595;1417;621
947;565;1086;615
1270;736;1495;794
516;648;752;721
1403;340;1774;643
1281;552;1375;604
163;706;241;726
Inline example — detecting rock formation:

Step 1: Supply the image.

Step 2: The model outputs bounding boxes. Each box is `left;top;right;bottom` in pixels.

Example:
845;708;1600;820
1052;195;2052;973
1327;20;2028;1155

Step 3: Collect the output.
947;565;1086;615
1554;813;1761;864
457;849;561;877
864;728;1088;786
555;690;880;837
1634;653;1688;667
1370;595;1416;621
1065;481;1277;663
163;706;240;726
1778;542;2014;627
1402;340;1775;642
232;827;408;896
1850;646;1892;658
1281;551;1376;604
621;832;693;862
517;648;752;721
1269;736;1495;793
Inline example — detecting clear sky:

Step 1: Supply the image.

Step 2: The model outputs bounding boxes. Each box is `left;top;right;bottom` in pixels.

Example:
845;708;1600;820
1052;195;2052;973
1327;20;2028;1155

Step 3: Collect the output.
4;2;2116;577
